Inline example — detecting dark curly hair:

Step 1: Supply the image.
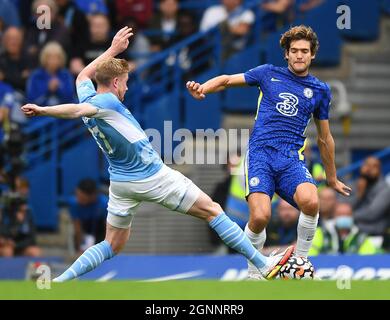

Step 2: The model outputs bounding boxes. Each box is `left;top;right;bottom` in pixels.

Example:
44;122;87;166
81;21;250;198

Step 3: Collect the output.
280;25;319;56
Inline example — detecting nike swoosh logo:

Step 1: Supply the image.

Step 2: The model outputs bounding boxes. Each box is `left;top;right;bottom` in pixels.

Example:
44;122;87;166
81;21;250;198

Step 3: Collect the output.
271;78;282;82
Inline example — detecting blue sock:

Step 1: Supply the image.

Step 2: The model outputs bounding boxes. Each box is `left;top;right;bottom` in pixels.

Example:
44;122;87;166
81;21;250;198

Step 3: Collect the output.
53;240;115;282
209;213;268;270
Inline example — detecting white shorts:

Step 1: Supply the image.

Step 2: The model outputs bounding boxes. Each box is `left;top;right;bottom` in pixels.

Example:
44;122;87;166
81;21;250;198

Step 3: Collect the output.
106;165;201;228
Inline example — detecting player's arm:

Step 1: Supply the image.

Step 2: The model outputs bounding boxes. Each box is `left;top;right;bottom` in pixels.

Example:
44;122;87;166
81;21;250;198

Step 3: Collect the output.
76;26;133;85
21;103;98;119
314;118;352;196
186;73;247;99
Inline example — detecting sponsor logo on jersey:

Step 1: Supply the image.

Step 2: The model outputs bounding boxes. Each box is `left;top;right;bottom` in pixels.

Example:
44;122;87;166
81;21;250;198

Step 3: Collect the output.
276;93;299;117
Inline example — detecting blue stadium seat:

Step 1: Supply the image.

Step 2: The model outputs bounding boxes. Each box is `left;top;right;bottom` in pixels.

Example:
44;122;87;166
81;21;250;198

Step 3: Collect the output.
338;0;380;41
264;27;290;67
382;0;390;14
25;161;58;229
295;0;342;66
223;46;262;113
143;93;181;159
184;69;222;132
60;139;100;197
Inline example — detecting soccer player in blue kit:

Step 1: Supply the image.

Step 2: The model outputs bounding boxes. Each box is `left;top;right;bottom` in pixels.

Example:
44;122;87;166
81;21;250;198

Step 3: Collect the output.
187;25;352;279
21;27;294;282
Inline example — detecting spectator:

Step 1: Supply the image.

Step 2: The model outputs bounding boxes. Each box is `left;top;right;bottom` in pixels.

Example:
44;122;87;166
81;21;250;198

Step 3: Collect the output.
0;27;32;92
303;138;326;189
171;11;208;79
55;0;90;75
318;186;337;227
223;155;248;230
27;42;75;106
112;0;153;30
309;202;379;255
0;81;14;141
25;0;71;68
0;80;25;125
67;179;108;254
0;197;42;257
74;0;108;15
351;156;390;241
263;199;299;254
123;17;151;69
200;0;255;60
209;154;242;253
147;0;179;52
0;0;21;28
297;0;324;12
259;0;294;33
82;13;113;66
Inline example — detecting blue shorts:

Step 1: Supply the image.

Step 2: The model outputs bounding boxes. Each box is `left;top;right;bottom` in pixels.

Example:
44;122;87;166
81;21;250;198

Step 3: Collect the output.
244;145;317;209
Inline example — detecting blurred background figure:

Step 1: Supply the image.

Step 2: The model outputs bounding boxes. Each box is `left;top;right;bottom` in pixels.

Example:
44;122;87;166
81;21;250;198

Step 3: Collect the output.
0;195;41;257
147;0;179;52
200;0;255;60
27;41;75;106
309;202;380;255
55;0;89;76
123;17;151;69
0;0;21;29
210;154;243;254
112;0;153;30
303;138;326;190
351;156;390;249
74;0;108;16
25;0;70;68
224;154;248;230
0;27;31;92
263;199;299;255
66;179;108;255
82;13;114;66
318;186;337;227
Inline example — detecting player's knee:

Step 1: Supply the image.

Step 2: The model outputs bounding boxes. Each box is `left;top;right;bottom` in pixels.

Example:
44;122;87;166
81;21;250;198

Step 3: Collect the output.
250;208;271;227
298;196;319;214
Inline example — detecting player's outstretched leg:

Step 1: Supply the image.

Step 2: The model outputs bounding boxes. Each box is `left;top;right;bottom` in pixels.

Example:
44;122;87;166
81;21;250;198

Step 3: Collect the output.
187;192;293;279
294;183;319;257
53;224;129;282
245;192;271;279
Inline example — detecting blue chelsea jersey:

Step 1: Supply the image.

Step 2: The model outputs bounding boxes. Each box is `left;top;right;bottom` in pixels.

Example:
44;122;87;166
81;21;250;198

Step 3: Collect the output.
244;64;332;158
76;79;163;181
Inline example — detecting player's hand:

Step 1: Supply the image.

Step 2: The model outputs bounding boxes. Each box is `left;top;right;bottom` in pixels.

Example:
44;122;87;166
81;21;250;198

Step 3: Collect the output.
186;81;206;99
329;179;352;197
21;103;43;117
111;26;134;55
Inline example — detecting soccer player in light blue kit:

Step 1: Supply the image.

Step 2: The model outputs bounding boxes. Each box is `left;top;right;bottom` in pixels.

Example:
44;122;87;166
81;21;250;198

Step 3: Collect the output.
187;25;352;279
22;27;293;282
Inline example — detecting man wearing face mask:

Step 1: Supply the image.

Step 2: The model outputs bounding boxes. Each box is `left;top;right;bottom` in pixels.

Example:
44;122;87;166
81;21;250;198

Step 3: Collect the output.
351;157;390;244
309;202;379;255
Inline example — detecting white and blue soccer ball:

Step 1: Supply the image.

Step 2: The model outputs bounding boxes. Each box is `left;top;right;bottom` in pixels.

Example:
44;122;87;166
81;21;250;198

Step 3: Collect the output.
278;256;315;280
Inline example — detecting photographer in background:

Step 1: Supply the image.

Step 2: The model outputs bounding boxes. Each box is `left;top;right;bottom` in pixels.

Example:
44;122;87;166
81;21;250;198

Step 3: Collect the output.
351;156;390;249
0;194;41;257
67;179;108;254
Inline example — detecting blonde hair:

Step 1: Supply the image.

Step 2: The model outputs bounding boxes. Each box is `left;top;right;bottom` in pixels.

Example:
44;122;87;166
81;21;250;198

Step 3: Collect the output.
280;25;319;56
95;58;131;86
40;41;67;68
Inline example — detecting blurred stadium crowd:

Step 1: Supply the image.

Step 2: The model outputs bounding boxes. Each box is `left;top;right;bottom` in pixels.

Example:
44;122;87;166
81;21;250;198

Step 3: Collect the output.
0;0;389;259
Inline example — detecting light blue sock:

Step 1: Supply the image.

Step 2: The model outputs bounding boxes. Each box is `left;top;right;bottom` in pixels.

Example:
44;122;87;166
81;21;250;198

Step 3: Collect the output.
53;240;115;282
209;213;268;270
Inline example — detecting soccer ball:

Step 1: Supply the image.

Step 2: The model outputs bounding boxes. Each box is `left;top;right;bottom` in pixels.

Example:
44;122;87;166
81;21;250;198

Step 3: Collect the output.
278;256;315;280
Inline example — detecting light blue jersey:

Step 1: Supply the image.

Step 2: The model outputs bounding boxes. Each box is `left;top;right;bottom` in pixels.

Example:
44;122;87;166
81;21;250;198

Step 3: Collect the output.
76;79;163;181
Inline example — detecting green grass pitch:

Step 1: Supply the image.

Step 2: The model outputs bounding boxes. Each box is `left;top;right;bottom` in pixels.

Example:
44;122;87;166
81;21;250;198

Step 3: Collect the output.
1;280;390;300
